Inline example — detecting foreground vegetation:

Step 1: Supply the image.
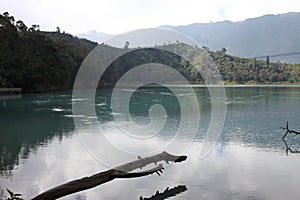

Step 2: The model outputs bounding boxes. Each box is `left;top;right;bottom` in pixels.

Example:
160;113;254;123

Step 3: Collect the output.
1;13;300;92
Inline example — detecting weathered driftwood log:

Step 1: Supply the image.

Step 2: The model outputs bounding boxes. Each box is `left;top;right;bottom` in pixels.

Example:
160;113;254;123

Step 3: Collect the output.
31;151;187;200
140;185;187;200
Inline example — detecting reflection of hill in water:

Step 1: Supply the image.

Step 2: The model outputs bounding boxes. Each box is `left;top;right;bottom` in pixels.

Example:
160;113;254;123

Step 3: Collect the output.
0;93;75;176
97;86;300;153
218;86;300;152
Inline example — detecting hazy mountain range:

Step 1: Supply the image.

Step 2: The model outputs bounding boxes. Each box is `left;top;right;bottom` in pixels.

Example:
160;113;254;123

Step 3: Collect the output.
78;12;300;63
77;30;112;44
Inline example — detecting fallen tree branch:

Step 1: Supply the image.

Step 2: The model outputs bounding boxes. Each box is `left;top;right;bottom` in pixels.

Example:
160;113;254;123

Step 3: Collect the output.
31;151;187;200
281;121;300;139
281;121;300;155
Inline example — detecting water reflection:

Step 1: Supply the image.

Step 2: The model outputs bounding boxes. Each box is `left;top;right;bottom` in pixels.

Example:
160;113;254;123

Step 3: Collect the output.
0;86;300;199
2;138;300;199
0;95;22;108
281;121;300;155
221;87;300;152
282;138;300;155
0;93;75;176
140;185;187;200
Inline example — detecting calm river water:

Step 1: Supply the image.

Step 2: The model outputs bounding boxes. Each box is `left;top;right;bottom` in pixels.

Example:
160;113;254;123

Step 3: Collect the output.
1;86;300;200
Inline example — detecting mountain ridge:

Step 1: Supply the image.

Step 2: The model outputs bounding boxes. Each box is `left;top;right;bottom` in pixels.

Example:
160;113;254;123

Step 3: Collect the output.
80;12;300;63
160;12;300;63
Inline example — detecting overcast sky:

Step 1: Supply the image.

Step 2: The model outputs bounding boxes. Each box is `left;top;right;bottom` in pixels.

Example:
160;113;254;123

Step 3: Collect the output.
1;0;300;35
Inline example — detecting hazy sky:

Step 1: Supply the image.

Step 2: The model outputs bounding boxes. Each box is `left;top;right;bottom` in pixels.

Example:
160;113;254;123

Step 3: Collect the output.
1;0;300;35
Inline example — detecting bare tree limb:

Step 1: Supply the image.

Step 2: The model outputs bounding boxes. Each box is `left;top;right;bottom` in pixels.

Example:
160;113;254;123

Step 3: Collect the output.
281;121;300;155
31;151;187;200
281;121;300;139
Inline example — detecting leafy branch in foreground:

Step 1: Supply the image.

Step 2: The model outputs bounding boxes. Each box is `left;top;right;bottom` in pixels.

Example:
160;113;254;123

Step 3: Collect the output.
0;187;24;200
6;189;23;200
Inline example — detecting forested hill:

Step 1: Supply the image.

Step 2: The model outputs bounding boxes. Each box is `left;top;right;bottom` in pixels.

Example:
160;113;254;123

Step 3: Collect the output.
0;12;97;92
99;44;300;86
1;13;300;93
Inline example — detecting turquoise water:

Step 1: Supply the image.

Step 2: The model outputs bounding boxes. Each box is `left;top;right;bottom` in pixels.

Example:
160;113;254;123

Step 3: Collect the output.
0;86;300;199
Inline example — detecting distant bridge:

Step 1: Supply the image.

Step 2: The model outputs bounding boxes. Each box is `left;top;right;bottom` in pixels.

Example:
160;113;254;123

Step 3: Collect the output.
255;51;300;59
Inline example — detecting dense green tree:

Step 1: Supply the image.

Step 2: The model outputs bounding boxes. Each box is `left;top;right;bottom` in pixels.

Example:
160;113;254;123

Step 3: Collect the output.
0;12;97;92
220;47;227;54
15;20;27;32
266;56;270;67
124;41;129;49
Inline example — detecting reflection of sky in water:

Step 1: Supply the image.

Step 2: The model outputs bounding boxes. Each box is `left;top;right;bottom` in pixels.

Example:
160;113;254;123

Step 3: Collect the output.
1;137;300;200
1;86;300;199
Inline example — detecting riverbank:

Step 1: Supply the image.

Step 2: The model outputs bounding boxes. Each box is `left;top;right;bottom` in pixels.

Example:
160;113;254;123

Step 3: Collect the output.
0;88;22;95
13;83;300;94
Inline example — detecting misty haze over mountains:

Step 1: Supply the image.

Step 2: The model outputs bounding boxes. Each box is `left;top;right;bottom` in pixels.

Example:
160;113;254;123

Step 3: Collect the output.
78;12;300;63
77;30;112;44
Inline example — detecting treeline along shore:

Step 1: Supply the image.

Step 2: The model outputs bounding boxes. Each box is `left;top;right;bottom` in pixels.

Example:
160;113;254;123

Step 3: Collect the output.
1;12;300;93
